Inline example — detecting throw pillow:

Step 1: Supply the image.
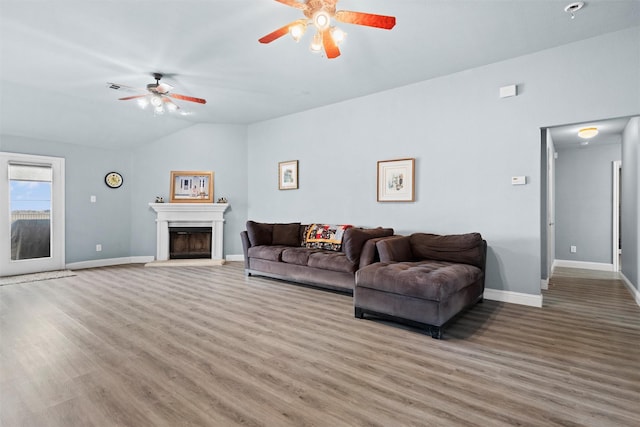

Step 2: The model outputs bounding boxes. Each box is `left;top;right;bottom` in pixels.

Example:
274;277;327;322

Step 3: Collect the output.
304;224;352;251
246;221;274;246
272;223;302;246
409;232;484;268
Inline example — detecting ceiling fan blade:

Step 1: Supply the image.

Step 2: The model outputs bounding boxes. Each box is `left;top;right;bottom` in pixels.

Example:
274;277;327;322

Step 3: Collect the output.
259;20;301;44
274;0;307;10
118;94;148;101
108;82;145;92
335;10;396;29
168;93;207;104
322;29;340;59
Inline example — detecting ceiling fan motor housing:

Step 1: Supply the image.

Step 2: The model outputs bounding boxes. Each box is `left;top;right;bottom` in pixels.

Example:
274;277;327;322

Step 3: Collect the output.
304;0;337;18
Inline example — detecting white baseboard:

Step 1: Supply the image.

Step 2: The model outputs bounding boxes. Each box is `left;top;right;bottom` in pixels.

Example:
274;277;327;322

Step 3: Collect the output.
553;259;614;272
68;255;244;270
620;272;640;308
484;288;543;308
540;279;549;290
66;256;154;270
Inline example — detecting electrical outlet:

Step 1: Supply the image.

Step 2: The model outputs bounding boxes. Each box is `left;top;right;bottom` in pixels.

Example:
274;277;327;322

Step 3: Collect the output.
570;245;577;253
96;244;102;252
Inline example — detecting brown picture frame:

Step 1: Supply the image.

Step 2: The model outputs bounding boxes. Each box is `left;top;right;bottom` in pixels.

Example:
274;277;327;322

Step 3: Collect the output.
169;171;214;203
377;158;415;202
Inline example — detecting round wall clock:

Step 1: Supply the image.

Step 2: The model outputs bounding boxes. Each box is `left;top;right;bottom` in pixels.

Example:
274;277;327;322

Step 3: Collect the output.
104;172;123;188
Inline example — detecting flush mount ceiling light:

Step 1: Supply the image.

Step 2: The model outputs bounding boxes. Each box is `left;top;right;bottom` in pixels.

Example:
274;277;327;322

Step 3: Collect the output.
578;127;598;139
564;1;585;19
259;0;396;59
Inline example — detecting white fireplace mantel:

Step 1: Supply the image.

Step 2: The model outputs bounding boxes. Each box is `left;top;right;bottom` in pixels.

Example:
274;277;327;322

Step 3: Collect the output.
149;203;229;262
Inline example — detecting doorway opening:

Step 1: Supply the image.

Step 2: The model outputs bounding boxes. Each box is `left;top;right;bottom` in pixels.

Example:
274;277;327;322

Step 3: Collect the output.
541;116;629;281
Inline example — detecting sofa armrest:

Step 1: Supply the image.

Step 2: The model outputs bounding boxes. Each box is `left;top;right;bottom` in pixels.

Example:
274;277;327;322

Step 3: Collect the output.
240;231;251;269
343;227;394;264
376;236;412;262
359;236;396;268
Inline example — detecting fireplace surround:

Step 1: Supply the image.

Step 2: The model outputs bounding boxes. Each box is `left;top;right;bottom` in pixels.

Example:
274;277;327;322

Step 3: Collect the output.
149;203;229;264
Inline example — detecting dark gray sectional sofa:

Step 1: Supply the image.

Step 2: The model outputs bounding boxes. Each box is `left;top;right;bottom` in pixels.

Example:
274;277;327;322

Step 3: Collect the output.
241;221;486;339
240;221;394;292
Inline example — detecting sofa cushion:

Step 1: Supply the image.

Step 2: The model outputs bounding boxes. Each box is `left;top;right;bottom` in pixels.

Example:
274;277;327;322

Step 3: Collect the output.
304;224;352;251
410;233;485;268
272;223;301;246
247;245;287;262
281;247;321;266
246;221;274;246
307;251;357;274
377;236;413;262
356;260;483;301
343;227;394;263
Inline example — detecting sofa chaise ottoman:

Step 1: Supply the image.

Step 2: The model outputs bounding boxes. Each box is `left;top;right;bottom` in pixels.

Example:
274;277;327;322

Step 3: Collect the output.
354;232;487;339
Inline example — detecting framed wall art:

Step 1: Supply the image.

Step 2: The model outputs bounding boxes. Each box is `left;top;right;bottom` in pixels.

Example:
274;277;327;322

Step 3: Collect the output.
278;160;299;190
377;158;415;202
169;171;214;203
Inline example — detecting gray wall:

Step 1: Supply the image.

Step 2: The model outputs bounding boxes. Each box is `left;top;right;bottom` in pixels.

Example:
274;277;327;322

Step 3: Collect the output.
1;27;638;299
0;135;132;263
129;123;248;257
0;123;248;263
621;117;639;291
555;143;621;264
247;27;640;297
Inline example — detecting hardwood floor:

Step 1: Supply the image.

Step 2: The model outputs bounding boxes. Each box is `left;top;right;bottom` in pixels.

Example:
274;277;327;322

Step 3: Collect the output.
1;263;638;426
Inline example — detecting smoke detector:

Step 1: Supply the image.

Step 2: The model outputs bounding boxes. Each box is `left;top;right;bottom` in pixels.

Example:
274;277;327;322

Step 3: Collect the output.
564;2;585;19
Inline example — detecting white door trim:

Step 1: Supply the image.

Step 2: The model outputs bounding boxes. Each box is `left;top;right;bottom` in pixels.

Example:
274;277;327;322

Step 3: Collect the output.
543;129;556;289
612;160;621;272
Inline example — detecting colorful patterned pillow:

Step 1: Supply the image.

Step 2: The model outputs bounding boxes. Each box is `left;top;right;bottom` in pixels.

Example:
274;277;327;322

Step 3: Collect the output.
304;224;353;251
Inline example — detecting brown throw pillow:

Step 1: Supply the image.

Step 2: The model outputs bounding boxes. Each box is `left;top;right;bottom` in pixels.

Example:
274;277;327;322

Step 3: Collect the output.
272;223;302;246
246;221;274;246
409;232;484;268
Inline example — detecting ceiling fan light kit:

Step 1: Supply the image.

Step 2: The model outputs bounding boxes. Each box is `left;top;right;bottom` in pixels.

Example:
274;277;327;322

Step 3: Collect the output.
259;0;396;59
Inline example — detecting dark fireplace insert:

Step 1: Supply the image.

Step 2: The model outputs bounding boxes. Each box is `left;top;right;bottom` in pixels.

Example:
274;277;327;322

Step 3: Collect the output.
169;227;212;259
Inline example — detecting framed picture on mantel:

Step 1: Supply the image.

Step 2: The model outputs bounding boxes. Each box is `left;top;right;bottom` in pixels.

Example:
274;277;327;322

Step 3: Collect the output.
169;171;214;203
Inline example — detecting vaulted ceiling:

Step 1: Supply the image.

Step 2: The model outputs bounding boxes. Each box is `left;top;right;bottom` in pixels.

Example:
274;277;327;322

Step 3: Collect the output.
1;0;638;148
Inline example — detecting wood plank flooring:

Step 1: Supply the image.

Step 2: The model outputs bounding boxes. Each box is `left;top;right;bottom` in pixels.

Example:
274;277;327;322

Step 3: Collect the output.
1;263;638;426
